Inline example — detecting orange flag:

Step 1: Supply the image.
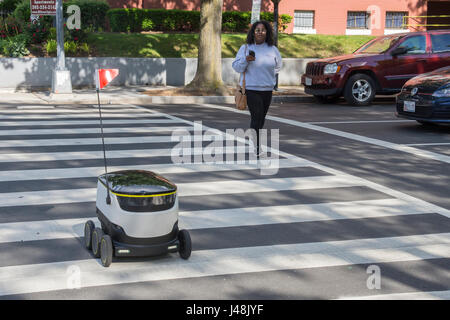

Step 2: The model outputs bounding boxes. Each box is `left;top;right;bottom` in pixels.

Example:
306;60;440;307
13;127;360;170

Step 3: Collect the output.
96;69;119;90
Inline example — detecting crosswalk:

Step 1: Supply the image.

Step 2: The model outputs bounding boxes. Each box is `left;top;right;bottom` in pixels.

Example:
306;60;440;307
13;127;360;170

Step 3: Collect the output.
0;103;449;299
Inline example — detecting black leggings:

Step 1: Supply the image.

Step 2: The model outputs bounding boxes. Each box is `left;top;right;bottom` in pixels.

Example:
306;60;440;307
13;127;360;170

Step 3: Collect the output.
246;90;273;153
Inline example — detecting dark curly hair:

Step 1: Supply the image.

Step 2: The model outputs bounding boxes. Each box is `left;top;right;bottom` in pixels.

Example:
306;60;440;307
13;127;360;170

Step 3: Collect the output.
246;20;274;46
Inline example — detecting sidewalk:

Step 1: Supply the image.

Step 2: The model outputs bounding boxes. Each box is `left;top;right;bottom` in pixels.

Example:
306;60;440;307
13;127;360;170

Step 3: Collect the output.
0;86;312;105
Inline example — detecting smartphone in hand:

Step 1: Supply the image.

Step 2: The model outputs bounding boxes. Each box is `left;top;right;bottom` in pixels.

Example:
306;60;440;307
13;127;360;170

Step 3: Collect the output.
249;50;255;57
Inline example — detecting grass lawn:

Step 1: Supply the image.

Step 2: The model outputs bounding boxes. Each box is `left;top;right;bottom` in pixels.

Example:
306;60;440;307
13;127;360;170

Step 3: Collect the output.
87;33;375;58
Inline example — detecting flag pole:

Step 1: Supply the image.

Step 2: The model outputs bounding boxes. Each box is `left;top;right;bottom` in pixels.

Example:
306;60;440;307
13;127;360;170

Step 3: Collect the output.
96;75;111;205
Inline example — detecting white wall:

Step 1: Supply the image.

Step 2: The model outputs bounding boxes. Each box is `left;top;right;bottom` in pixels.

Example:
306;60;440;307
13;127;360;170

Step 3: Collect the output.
0;57;316;89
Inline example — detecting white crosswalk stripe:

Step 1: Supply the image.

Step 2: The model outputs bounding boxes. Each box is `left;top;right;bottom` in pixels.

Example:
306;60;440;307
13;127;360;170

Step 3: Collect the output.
0;134;224;148
0;126;193;136
0;175;362;207
0;234;449;297
0;146;250;162
338;290;450;300
0;119;181;126
0;158;311;182
0;104;448;299
0;199;436;244
0;108;162;114
0;112;167;120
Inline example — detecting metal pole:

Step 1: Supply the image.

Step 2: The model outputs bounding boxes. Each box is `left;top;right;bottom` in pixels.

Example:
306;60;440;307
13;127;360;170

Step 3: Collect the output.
97;88;111;205
51;0;72;93
56;0;65;71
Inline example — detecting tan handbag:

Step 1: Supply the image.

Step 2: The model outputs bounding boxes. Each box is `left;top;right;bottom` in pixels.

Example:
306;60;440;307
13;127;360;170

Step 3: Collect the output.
235;45;248;110
235;72;247;110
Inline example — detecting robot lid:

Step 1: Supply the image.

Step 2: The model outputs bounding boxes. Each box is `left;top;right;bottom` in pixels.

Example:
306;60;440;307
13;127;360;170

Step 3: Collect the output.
98;170;177;196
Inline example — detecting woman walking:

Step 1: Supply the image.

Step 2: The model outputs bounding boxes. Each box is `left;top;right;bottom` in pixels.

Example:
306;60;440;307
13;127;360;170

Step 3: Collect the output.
232;20;282;157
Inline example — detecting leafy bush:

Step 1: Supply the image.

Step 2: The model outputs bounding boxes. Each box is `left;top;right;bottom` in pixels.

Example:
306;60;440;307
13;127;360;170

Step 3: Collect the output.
46;40;88;56
78;42;89;54
64;40;77;54
142;18;154;31
2;35;29;57
45;39;57;55
12;0;30;23
47;40;82;56
48;27;57;40
107;9;291;33
260;12;293;32
0;15;23;37
24;21;49;44
66;28;87;42
13;0;52;30
0;0;21;12
0;38;4;54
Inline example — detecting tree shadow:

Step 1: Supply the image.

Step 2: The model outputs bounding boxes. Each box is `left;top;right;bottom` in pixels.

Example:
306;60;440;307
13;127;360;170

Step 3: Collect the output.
0;54;169;90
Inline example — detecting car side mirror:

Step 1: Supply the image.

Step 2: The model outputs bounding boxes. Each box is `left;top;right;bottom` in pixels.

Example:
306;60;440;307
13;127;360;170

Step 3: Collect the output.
391;47;408;56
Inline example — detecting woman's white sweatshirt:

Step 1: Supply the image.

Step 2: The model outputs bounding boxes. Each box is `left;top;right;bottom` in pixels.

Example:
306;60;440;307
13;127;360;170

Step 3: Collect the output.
232;42;282;91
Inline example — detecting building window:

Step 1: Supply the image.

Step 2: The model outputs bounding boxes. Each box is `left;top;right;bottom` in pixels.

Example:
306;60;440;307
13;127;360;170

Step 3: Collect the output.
294;11;314;29
347;11;370;29
386;12;408;29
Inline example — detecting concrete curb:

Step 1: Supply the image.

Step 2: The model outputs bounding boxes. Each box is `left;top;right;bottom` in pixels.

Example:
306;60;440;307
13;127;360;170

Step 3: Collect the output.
149;95;313;105
0;89;313;105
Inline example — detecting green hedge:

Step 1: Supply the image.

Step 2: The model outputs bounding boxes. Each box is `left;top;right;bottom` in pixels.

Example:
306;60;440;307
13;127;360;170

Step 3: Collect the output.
222;11;251;32
12;0;31;23
64;0;110;31
107;9;292;33
107;9;200;33
0;0;21;12
260;12;293;32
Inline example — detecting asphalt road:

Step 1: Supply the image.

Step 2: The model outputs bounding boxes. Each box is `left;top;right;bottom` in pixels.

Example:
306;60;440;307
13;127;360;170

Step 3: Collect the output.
0;98;449;304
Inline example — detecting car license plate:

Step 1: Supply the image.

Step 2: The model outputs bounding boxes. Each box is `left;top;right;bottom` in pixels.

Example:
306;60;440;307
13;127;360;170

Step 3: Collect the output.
403;101;415;112
305;77;312;86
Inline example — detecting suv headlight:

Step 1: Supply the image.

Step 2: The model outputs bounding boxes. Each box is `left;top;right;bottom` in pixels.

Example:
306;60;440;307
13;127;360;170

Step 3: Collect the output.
432;87;450;98
323;63;341;74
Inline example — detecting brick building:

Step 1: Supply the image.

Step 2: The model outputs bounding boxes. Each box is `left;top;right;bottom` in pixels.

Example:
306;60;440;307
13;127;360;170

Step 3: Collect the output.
106;0;450;35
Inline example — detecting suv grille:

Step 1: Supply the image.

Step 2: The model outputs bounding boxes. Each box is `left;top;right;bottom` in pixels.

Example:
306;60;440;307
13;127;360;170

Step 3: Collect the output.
306;63;324;76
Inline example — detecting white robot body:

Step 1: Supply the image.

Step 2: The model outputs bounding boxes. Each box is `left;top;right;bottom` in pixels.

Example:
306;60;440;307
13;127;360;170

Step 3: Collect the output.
96;180;179;239
95;170;179;241
84;99;192;267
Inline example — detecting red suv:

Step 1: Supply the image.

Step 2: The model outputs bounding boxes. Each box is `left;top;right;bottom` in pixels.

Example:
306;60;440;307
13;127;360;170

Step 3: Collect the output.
301;30;450;105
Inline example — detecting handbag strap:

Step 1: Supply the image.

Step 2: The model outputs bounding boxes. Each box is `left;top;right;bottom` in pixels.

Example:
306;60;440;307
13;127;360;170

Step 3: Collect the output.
240;44;248;94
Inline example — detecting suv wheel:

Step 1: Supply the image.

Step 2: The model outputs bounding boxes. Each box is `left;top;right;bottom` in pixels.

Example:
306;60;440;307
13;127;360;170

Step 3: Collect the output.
344;74;376;106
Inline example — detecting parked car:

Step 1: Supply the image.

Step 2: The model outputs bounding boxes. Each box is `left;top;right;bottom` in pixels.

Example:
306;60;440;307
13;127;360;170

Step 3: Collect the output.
301;30;450;105
395;65;450;124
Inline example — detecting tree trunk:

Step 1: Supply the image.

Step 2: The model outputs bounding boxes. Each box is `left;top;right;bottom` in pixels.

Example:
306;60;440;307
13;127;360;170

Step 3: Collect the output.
186;0;227;94
271;0;281;46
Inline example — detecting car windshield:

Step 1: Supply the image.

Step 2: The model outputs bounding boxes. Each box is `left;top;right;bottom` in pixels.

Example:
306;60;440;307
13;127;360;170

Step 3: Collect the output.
355;35;403;54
